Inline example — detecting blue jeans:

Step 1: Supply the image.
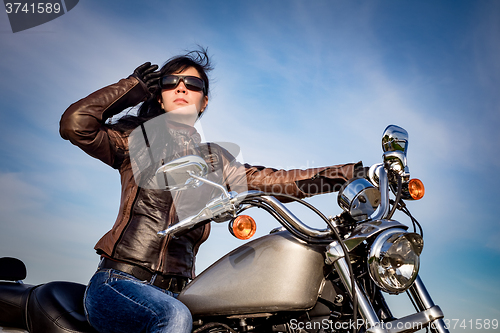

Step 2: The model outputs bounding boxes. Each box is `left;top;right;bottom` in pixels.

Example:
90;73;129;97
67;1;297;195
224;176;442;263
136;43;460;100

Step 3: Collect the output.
84;269;192;333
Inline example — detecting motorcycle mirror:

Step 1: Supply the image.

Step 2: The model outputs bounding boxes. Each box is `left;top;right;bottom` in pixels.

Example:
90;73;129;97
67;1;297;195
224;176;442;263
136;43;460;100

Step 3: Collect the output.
382;125;410;180
155;155;209;191
382;125;409;155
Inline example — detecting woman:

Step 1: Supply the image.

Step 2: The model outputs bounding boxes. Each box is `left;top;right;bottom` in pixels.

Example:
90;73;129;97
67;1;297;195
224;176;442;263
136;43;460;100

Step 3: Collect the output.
60;49;362;333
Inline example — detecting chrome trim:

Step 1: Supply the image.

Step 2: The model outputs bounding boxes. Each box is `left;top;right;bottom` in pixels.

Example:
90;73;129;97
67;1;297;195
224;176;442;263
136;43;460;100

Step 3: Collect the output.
157;190;333;239
369;166;390;221
189;173;231;199
154;155;209;191
227;313;274;319
410;276;435;309
259;195;333;238
327;241;383;331
327;241;447;333
343;220;408;252
158;191;236;237
382;125;408;154
269;226;286;234
383;150;409;178
325;241;345;265
405;233;424;256
338;178;381;221
368;229;421;294
368;163;382;186
409;276;450;333
371;305;444;333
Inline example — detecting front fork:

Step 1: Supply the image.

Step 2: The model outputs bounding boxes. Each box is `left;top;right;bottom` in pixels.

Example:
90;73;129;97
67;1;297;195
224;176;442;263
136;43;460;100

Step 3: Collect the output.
409;277;449;333
326;241;449;333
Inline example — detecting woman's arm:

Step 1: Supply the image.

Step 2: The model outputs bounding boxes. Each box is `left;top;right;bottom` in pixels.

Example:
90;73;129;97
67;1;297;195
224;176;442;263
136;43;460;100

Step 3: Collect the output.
217;143;362;199
244;162;362;199
59;77;148;168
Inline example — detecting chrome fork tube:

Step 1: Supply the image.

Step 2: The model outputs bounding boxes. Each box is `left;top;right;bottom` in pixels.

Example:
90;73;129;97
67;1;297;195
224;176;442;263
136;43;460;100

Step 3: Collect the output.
409;276;450;333
326;241;385;333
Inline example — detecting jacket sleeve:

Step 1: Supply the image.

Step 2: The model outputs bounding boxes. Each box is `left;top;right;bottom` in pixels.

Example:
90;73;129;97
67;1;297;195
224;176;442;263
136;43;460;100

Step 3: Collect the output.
244;162;362;199
59;77;149;168
218;144;362;200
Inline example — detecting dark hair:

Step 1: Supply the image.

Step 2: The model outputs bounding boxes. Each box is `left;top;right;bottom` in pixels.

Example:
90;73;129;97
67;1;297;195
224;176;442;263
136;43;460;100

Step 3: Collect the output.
112;48;212;132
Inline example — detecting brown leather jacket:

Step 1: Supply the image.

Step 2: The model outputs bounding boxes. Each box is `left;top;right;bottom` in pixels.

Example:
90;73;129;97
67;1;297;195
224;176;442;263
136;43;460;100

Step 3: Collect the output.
60;76;359;279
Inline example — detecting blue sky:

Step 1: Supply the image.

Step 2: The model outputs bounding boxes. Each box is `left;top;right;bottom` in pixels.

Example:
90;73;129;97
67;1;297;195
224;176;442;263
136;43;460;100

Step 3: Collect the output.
1;0;499;329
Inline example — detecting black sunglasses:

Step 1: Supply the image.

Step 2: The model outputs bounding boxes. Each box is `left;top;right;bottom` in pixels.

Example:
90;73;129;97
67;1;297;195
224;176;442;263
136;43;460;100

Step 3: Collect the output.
160;75;206;94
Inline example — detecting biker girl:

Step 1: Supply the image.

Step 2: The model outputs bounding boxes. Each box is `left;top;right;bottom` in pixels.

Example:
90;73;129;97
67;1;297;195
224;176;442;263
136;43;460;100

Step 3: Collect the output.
59;48;362;333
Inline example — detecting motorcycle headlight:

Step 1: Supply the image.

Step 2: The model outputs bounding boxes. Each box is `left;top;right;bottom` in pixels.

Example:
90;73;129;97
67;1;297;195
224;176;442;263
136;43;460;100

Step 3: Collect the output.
368;228;423;294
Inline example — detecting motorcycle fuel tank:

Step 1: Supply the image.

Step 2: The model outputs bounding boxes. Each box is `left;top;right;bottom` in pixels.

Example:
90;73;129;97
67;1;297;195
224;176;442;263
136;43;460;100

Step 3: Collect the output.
178;231;327;316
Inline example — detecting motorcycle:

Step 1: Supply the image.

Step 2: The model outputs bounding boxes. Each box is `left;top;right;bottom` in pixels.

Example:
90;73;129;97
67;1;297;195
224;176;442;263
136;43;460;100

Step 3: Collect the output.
0;125;449;333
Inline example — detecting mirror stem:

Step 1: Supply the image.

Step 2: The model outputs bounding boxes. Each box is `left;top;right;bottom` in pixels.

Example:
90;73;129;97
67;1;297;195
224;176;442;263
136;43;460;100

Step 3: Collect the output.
188;172;231;199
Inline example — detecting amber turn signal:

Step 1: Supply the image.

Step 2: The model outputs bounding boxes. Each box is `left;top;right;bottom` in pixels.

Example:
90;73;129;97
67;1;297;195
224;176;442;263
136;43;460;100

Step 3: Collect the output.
230;215;257;240
408;178;425;200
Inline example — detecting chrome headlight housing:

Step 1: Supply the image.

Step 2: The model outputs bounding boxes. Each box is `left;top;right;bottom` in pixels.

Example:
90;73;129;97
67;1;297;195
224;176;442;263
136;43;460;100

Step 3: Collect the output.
368;228;423;294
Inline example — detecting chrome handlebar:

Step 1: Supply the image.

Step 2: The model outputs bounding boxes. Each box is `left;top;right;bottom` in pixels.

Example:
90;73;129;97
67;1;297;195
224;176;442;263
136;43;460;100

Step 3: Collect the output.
257;195;332;238
156;124;410;240
157;164;397;239
157;191;239;238
368;164;390;221
157;190;333;239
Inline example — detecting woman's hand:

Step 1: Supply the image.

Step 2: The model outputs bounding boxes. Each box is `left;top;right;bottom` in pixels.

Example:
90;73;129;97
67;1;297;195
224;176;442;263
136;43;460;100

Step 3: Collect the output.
131;62;162;97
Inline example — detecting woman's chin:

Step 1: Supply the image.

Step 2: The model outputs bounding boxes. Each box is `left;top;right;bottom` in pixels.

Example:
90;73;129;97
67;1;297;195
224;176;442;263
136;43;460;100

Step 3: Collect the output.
165;104;199;126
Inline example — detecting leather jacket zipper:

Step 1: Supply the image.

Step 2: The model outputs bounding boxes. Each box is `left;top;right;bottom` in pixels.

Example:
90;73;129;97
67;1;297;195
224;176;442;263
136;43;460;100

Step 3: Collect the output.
157;190;180;272
157;136;191;272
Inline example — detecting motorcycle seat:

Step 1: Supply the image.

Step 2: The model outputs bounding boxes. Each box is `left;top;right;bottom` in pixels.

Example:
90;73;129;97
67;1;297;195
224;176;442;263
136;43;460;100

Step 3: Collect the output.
0;281;98;333
27;281;98;333
0;282;34;329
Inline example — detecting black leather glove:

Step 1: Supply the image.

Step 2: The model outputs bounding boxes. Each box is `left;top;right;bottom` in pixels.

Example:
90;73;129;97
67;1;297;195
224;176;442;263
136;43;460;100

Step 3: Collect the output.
131;62;162;97
353;162;370;179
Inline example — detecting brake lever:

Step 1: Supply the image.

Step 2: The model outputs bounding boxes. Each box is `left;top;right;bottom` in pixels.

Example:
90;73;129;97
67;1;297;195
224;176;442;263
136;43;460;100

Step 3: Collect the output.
157;192;238;238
